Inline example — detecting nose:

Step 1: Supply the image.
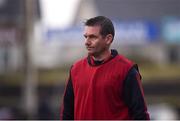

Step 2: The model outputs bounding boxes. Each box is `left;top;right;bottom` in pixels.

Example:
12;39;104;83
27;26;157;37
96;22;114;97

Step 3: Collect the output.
85;38;91;46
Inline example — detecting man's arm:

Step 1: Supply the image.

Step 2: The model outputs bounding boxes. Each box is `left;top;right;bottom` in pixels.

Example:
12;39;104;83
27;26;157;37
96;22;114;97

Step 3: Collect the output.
60;73;74;120
123;66;150;120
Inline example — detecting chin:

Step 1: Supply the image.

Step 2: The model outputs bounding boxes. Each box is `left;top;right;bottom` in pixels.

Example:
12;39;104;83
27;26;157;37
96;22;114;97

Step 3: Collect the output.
87;51;94;56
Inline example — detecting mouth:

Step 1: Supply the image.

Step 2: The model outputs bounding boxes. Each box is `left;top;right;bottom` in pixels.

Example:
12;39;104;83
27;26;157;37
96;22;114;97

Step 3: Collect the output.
86;47;94;50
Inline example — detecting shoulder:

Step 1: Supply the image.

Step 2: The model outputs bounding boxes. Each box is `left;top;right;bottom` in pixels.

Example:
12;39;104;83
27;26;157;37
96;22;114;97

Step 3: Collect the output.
116;54;142;78
70;57;88;78
115;54;134;66
73;57;87;66
71;57;87;70
113;54;135;75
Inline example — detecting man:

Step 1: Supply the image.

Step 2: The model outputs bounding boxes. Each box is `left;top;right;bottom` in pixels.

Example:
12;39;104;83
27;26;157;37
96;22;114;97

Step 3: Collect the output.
60;16;150;120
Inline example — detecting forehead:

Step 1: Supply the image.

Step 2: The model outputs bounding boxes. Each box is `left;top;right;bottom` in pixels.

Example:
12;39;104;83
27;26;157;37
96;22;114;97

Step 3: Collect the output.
84;26;101;35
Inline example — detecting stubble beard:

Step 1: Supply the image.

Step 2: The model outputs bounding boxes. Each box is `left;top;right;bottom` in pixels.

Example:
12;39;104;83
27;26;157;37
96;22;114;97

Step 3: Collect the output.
88;47;108;60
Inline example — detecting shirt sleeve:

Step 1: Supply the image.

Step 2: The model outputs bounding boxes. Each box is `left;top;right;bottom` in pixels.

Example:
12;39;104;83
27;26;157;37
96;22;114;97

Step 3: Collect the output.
123;66;150;120
60;70;74;120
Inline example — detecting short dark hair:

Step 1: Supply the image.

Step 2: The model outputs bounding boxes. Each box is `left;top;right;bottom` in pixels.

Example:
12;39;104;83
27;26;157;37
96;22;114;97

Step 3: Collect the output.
84;16;115;40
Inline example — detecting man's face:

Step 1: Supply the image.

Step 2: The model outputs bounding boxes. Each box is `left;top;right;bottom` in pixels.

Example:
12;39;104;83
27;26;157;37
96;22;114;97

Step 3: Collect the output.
83;26;109;57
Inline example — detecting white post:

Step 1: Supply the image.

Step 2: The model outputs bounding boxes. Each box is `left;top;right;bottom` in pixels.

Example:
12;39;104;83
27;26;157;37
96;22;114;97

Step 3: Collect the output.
22;0;38;118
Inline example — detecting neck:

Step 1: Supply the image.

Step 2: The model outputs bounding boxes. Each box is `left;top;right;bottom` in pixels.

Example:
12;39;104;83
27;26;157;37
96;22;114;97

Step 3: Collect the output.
92;50;111;61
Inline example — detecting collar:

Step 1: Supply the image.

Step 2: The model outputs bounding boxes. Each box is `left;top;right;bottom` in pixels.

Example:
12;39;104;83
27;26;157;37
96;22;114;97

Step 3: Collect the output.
87;49;118;66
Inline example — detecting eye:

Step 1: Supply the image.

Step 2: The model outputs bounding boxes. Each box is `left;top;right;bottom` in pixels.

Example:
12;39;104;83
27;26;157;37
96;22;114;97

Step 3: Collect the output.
89;35;98;39
84;34;98;40
84;35;87;38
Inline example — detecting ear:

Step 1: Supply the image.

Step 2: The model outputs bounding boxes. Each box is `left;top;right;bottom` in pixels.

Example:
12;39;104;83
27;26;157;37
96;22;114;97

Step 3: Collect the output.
105;34;113;44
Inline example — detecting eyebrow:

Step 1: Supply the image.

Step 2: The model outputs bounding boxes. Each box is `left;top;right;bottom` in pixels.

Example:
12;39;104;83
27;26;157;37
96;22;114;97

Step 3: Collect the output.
84;34;98;38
